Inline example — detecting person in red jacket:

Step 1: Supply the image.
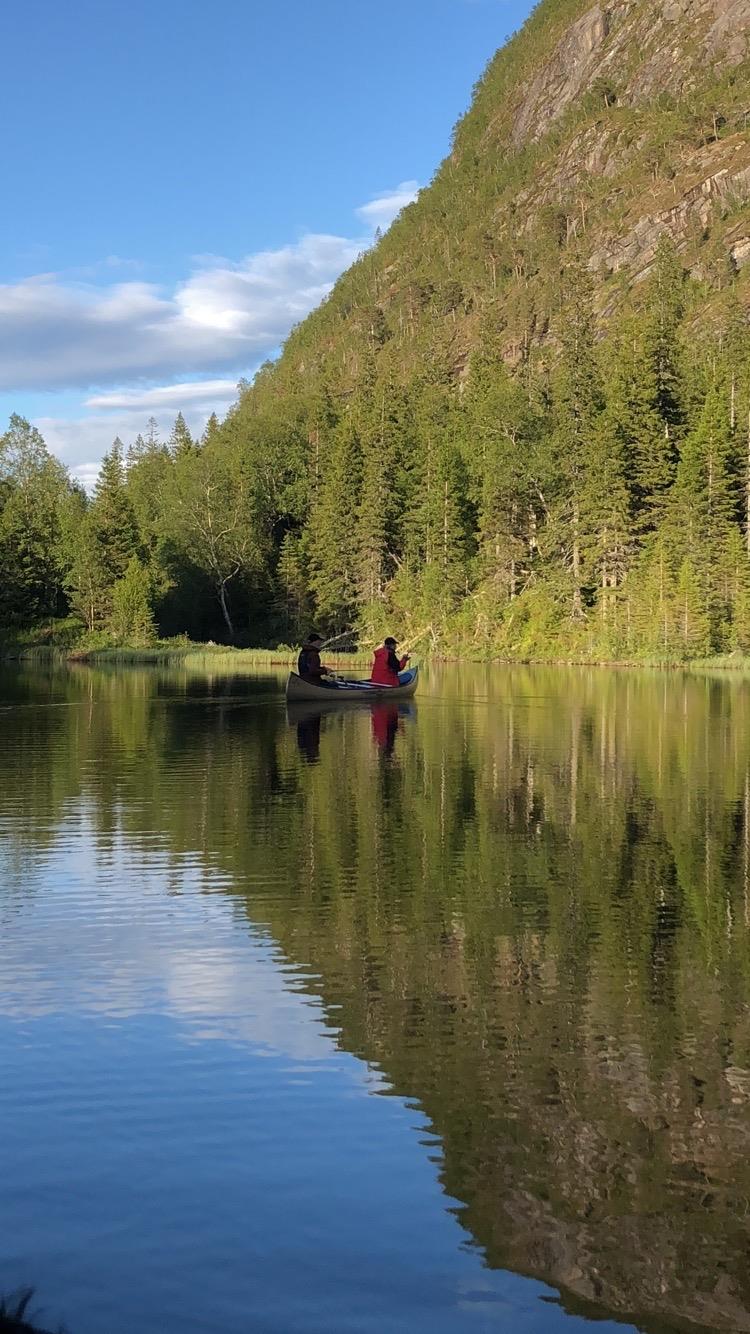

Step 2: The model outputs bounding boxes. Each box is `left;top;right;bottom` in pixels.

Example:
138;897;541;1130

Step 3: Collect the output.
370;636;410;687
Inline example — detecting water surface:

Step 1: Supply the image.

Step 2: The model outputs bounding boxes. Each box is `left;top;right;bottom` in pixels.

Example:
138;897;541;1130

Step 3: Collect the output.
1;663;749;1333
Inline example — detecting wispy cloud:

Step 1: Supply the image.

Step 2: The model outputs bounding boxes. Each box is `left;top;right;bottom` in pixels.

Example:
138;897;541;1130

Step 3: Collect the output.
85;379;239;411
0;183;418;398
355;180;419;230
0;236;363;393
8;181;420;483
35;394;235;489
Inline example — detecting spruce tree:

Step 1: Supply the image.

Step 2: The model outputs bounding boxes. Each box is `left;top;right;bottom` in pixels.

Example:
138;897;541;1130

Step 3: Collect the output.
91;441;141;585
354;365;406;622
676;558;711;657
65;442;142;632
673;384;737;647
643;234;685;442
169;412;196;458
550;264;603;617
464;348;535;605
309;415;362;629
109;557;156;645
275;532;313;642
604;324;674;529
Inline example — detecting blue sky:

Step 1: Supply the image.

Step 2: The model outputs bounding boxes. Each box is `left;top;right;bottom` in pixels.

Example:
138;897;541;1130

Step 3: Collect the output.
0;0;535;483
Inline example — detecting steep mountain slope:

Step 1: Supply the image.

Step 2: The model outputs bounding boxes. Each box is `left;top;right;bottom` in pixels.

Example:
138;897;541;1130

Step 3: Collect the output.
274;0;750;376
44;0;747;656
192;0;750;659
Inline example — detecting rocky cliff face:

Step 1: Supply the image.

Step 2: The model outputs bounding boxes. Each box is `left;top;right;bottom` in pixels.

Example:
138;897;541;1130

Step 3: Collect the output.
509;0;750;150
269;0;750;387
498;0;750;291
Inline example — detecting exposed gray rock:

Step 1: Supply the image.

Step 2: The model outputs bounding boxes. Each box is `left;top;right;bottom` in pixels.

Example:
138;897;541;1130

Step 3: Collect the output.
511;5;614;147
706;0;750;62
731;235;750;268
505;0;750;151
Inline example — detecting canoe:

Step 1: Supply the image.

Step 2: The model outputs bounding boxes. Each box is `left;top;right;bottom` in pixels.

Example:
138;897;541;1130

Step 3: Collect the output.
286;666;419;702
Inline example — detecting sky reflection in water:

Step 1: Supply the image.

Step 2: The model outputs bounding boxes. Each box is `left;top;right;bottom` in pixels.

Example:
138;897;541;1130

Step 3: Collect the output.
3;662;748;1333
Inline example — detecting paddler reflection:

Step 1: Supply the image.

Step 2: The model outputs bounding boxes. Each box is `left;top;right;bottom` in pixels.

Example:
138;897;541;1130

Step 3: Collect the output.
294;709;321;764
370;701;400;756
286;700;415;763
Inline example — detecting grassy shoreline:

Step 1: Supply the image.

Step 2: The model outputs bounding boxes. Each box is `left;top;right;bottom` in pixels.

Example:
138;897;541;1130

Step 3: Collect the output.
3;631;750;674
0;634;371;671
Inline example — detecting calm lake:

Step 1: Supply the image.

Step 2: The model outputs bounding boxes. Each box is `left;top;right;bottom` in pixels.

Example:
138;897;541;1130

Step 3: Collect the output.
1;663;749;1334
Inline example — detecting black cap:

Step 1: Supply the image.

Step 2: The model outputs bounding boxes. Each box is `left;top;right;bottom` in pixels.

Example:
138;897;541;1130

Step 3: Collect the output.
384;636;397;647
307;632;323;643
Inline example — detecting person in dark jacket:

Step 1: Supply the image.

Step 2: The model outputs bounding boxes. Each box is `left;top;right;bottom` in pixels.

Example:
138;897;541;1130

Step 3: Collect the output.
370;636;410;687
297;633;332;682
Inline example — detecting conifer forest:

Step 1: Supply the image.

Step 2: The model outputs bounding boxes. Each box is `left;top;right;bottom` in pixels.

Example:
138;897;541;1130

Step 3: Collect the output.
3;0;750;663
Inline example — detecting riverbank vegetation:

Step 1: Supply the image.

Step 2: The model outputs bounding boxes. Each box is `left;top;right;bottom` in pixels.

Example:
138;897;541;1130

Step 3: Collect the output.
2;0;750;663
4;246;750;670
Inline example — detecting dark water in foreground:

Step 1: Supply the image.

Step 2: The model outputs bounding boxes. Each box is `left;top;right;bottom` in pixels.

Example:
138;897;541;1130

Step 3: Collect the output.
1;663;749;1334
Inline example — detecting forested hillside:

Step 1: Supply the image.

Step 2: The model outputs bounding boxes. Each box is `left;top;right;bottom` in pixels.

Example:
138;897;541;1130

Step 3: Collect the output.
4;0;750;659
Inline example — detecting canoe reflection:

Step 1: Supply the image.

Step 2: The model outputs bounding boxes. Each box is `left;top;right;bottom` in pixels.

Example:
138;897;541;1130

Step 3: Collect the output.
286;701;416;763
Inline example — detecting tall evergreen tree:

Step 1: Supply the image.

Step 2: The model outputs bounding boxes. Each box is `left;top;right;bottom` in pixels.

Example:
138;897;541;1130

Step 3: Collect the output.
549;265;603;617
309;415;362;629
643;235;685;442
0;416;73;622
169;412;196;457
464;349;536;605
671;384;737;646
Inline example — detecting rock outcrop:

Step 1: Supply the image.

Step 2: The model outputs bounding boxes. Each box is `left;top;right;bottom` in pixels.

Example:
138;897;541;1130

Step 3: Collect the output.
509;0;750;151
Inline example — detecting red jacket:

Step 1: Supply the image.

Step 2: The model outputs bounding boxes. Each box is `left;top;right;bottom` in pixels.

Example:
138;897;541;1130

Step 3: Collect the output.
370;645;407;686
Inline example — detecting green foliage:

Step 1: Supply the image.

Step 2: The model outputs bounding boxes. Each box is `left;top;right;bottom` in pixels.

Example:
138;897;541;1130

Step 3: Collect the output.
3;1;750;659
109;557;157;646
0;415;76;624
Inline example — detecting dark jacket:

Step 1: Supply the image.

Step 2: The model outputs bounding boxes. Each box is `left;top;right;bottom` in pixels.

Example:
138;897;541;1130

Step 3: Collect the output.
298;644;324;679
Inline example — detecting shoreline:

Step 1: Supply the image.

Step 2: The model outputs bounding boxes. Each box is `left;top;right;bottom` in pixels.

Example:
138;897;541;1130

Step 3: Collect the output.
2;636;750;674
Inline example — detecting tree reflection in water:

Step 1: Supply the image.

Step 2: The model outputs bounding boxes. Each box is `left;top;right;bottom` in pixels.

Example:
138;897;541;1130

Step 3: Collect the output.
2;663;750;1333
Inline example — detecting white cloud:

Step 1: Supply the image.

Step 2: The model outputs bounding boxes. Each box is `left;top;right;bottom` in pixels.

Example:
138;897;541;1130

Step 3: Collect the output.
356;180;419;230
85;379;239;411
71;460;103;492
8;181;419;480
0;182;419;397
0;235;364;393
35;396;232;490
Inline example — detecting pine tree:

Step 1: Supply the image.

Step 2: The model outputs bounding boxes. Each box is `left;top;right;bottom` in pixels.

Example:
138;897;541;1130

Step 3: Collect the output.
582;404;633;637
464;348;535;605
202;413;221;447
109;557;156;645
401;368;467;620
626;531;679;658
275;532;313;642
674;383;737;645
91;441;141;584
354;366;406;622
549;264;603;617
675;557;711;657
169;412;196;457
724;526;750;650
643;234;685;442
603;324;674;529
65;442;142;632
309;416;362;629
